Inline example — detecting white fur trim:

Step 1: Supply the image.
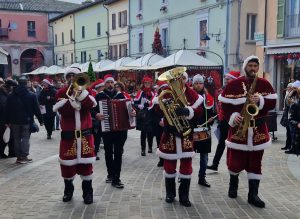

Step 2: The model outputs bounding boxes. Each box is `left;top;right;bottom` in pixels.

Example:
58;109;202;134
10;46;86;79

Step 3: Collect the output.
76;89;89;101
104;77;114;83
178;173;192;179
229;170;240;175
69;100;81;110
64;176;75;180
148;96;158;110
80;174;93;180
242;55;260;74
225;138;272;151
186;106;194;120
156;149;195;160
218;95;246;105
247;127;254;147
78;157;96;164
164;171;177;178
264;93;278;99
53;99;68;112
58;157;96;166
258;95;265;110
228;112;240;127
191;95;204;109
89;95;97;107
247;173;262;180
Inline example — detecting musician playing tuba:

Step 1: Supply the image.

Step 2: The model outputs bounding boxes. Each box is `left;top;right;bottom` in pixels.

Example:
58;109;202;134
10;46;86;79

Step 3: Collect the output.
219;56;277;208
156;67;203;207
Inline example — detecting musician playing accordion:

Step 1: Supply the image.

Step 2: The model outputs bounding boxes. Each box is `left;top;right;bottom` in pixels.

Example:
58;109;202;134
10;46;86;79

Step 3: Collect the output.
93;74;136;189
219;56;277;208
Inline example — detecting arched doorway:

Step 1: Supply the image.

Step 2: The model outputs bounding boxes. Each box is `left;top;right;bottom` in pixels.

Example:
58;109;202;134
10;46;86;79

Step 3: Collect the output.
20;49;44;73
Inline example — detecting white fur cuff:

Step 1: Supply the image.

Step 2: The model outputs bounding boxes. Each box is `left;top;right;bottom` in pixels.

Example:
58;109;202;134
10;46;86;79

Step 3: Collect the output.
69;99;81;110
186;106;194;120
76;89;89;101
229;112;240;127
258;95;264;110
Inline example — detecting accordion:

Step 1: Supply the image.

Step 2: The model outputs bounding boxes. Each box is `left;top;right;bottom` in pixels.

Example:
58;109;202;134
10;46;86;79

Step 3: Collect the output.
99;99;136;132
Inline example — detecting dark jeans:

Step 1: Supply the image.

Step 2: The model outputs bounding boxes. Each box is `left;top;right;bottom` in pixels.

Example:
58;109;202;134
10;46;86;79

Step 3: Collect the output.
285;124;292;149
198;153;208;178
94;129;102;153
11;124;30;158
140;131;153;151
43;115;55;136
290;123;296;150
102;131;127;181
212;120;229;166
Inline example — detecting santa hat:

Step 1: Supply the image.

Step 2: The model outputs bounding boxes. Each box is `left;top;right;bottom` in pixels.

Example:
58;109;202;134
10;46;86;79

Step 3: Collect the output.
142;76;153;83
64;67;81;79
104;74;115;83
287;83;293;88
225;71;241;80
93;79;104;89
42;78;53;86
182;72;188;80
192;74;204;85
292;80;300;88
155;80;168;90
242;55;260;74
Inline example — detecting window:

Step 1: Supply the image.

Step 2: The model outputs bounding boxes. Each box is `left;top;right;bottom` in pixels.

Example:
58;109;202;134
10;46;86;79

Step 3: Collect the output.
246;14;256;40
197;14;208;48
55;54;58;65
161;28;168;49
27;21;36;37
286;0;300;37
82;26;85;38
112;13;116;30
71;53;73;64
162;0;168;5
138;0;143;11
55;34;57;46
98;50;103;61
109;45;118;59
81;51;86;62
119;11;127;28
119;44;127;57
62;54;65;66
70;29;73;42
97;22;101;36
138;33;143;53
62;32;64;44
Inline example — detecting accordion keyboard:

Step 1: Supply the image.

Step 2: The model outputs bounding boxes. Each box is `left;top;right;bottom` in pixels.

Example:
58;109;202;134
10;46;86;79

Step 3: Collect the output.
99;100;111;132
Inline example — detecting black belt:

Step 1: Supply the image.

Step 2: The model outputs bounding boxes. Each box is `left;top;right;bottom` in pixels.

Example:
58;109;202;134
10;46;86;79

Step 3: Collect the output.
61;128;92;140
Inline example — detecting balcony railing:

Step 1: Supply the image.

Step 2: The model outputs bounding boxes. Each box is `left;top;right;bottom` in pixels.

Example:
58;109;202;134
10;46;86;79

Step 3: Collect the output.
286;14;300;37
0;28;8;37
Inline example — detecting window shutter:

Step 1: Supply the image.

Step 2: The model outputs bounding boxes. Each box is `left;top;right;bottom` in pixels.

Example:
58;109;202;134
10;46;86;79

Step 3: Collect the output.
118;12;121;27
124;11;127;26
112;14;116;30
277;0;285;37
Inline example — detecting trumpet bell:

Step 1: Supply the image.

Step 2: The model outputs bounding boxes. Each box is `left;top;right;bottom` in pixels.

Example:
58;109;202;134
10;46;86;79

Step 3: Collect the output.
246;104;259;117
158;67;187;82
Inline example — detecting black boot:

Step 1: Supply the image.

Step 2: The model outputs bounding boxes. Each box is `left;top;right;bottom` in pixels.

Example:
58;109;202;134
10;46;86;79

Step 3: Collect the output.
228;174;239;198
179;178;192;207
62;179;74;202
82;180;93;204
248;179;265;208
165;178;176;203
198;177;211;187
157;158;164;167
207;163;218;171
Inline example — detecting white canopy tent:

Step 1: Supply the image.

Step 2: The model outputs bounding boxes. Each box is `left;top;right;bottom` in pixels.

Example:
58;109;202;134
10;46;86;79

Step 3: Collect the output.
121;53;164;70
0;48;8;65
100;57;135;72
94;60;114;72
23;66;48;75
44;65;66;75
142;50;220;70
80;62;97;73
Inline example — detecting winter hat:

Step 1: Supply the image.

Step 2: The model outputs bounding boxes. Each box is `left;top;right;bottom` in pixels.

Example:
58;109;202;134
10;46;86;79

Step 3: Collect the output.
182;72;188;80
5;79;17;87
104;74;115;83
64;67;81;79
242;55;260;74
225;71;241;80
42;78;53;86
292;80;300;88
94;79;104;89
142;76;153;83
287;83;293;88
192;74;204;85
155;80;168;90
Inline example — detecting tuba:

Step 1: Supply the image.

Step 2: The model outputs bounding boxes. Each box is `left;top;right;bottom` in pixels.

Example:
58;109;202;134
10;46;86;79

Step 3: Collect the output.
158;67;192;137
235;73;259;139
66;73;90;100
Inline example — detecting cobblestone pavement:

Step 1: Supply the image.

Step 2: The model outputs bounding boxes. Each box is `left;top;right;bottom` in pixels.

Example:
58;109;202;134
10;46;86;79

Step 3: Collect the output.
0;120;300;219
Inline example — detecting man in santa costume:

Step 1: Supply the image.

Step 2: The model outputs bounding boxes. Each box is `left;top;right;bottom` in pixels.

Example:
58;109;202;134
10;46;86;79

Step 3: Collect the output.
156;69;203;207
53;67;97;204
219;55;277;208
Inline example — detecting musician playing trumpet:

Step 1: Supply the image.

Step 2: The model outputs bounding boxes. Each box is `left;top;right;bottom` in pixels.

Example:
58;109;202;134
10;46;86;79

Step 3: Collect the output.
53;67;97;204
219;56;277;208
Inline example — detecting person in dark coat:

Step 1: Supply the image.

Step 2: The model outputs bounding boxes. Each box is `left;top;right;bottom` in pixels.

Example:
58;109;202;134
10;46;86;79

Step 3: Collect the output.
192;74;216;187
289;87;300;155
0;79;8;158
134;76;155;156
6;76;43;164
39;78;57;139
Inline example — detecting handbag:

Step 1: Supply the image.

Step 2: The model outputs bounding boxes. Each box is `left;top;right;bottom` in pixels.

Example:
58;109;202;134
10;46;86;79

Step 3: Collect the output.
280;110;289;127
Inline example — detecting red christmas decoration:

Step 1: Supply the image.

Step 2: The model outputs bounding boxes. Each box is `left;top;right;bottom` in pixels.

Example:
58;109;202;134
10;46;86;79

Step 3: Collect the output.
152;27;163;55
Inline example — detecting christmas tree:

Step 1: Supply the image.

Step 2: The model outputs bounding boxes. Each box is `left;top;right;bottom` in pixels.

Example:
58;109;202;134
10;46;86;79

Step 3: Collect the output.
87;61;96;82
152;27;163;55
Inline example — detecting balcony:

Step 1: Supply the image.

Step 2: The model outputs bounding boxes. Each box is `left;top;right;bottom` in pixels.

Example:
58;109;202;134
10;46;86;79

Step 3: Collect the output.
0;28;8;37
286;14;300;37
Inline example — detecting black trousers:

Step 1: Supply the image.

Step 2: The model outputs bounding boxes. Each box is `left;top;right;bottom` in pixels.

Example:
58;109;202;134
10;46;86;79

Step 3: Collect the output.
43;114;55;136
102;131;127;181
94;129;102;153
285;125;292;149
212;120;229;166
140;131;153;151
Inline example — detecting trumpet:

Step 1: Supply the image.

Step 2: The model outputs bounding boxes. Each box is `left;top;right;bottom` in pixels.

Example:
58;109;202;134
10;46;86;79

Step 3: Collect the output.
66;73;90;100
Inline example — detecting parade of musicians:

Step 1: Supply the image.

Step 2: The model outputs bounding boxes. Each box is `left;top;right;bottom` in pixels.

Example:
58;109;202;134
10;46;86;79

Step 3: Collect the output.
0;0;300;218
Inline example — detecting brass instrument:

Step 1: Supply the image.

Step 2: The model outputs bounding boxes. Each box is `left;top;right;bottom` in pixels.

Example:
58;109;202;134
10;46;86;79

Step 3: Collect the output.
66;73;90;100
235;73;259;138
158;67;192;137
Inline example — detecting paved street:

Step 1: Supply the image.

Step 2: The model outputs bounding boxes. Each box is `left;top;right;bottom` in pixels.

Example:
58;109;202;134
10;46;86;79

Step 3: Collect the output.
0;120;300;219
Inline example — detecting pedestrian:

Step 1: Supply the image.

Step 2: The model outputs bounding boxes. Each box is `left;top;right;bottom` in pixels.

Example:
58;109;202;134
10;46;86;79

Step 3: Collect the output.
93;74;136;189
156;68;203;207
192;74;215;187
5;76;43;164
219;55;277;208
207;71;241;171
289;87;300;155
0;78;8;158
54;67;96;204
39;78;57;139
134;76;155;156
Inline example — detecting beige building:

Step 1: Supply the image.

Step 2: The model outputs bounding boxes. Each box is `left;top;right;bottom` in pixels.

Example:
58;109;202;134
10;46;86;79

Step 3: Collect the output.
105;0;129;60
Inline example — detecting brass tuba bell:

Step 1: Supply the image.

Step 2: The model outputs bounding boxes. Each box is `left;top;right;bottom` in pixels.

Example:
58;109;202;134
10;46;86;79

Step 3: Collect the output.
66;73;90;100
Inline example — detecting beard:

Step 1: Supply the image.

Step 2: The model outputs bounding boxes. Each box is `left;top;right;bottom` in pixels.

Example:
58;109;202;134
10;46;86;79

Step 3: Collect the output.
245;70;256;79
106;85;114;91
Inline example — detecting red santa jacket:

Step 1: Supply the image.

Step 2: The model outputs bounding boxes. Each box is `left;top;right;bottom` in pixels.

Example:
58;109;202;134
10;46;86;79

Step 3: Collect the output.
219;76;277;151
53;87;97;166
